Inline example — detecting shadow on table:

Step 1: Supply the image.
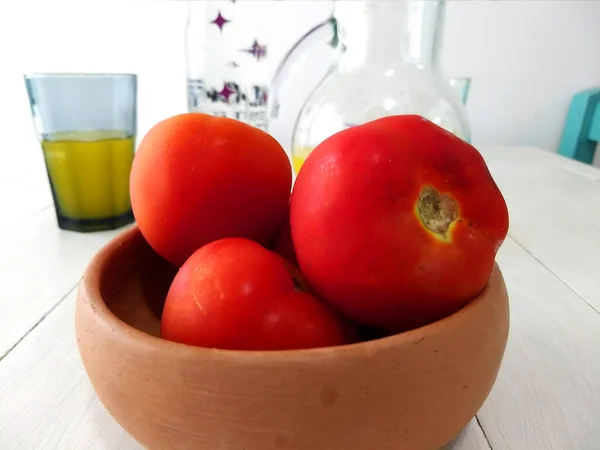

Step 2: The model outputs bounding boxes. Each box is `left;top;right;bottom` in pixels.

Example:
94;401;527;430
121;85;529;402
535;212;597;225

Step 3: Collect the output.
440;418;487;449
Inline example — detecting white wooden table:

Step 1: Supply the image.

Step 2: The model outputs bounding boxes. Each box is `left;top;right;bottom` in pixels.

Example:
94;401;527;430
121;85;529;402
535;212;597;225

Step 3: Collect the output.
1;145;600;450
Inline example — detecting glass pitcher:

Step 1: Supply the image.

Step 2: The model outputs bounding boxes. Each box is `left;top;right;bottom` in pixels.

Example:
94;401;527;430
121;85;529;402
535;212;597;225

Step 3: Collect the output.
268;0;470;174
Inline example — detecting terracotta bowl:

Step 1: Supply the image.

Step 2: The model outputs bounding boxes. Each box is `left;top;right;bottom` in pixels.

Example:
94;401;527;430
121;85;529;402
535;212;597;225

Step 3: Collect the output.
76;226;509;450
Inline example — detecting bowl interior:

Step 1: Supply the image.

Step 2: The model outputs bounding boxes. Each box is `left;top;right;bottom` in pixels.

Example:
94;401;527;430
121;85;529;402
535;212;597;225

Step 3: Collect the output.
99;229;177;337
96;229;393;343
95;227;502;345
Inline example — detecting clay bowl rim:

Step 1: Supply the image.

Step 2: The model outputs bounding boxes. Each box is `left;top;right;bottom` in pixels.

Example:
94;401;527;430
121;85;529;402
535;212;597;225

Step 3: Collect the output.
78;225;504;362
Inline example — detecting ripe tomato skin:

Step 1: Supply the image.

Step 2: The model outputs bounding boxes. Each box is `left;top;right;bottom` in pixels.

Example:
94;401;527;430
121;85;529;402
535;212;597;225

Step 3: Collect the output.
291;115;509;332
267;205;298;266
160;238;355;351
130;113;292;267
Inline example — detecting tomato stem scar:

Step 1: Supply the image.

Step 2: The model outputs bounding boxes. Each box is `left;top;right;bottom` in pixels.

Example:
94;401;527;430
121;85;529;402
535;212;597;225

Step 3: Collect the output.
417;186;458;236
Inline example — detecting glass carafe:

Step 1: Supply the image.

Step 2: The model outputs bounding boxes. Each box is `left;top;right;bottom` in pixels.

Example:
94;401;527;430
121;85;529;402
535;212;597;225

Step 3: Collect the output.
269;0;470;174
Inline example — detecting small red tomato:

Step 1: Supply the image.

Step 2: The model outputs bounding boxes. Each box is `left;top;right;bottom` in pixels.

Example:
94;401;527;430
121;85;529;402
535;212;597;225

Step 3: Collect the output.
160;238;354;351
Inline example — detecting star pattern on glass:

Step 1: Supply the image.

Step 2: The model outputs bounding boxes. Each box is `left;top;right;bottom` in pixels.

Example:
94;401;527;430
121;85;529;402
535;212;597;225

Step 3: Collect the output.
240;39;267;62
218;83;235;102
210;10;230;32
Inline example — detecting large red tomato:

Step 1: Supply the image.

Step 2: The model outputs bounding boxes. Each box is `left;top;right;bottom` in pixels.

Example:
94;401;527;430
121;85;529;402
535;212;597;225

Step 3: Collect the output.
290;115;509;332
160;238;355;351
130;113;292;267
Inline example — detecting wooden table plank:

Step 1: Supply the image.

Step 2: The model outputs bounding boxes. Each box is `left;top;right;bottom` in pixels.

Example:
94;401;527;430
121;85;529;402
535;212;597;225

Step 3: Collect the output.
0;289;491;449
0;128;131;359
481;146;600;312
478;237;600;449
0;290;142;450
3;145;600;448
0;209;126;359
443;420;491;450
9;233;599;449
0;131;56;221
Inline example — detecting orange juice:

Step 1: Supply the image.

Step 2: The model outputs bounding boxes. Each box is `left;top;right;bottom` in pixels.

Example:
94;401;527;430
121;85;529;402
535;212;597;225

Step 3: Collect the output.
41;130;134;220
291;145;315;175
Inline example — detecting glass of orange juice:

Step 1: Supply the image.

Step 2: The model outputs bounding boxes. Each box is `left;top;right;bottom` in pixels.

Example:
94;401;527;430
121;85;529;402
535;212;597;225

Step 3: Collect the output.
24;73;137;232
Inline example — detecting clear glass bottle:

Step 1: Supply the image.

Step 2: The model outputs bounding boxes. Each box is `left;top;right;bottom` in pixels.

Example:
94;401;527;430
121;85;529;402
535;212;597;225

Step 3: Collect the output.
269;0;470;174
186;0;271;130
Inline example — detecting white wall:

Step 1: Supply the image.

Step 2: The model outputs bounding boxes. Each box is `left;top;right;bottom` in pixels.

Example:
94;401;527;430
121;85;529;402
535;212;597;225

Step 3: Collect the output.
442;0;600;152
1;0;599;162
0;0;189;156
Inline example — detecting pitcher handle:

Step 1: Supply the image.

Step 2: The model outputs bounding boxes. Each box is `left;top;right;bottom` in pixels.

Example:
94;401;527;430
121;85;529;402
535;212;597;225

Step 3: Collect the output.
268;16;342;122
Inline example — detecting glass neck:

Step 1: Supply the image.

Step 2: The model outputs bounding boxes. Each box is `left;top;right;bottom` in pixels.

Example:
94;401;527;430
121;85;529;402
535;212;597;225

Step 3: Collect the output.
334;0;445;70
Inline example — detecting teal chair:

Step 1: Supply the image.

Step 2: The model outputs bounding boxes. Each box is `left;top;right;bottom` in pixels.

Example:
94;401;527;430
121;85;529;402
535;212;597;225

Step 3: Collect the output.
558;88;600;164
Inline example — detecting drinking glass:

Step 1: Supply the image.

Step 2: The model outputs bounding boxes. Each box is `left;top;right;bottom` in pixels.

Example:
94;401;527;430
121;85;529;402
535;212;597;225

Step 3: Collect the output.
24;73;137;232
448;77;472;105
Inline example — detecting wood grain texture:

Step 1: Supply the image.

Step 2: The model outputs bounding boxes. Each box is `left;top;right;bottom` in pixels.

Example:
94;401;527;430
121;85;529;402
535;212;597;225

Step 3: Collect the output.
0;287;492;450
0;136;55;221
2;145;600;448
0;291;141;450
478;237;600;449
442;419;491;450
0;208;129;359
481;146;600;311
73;226;508;450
